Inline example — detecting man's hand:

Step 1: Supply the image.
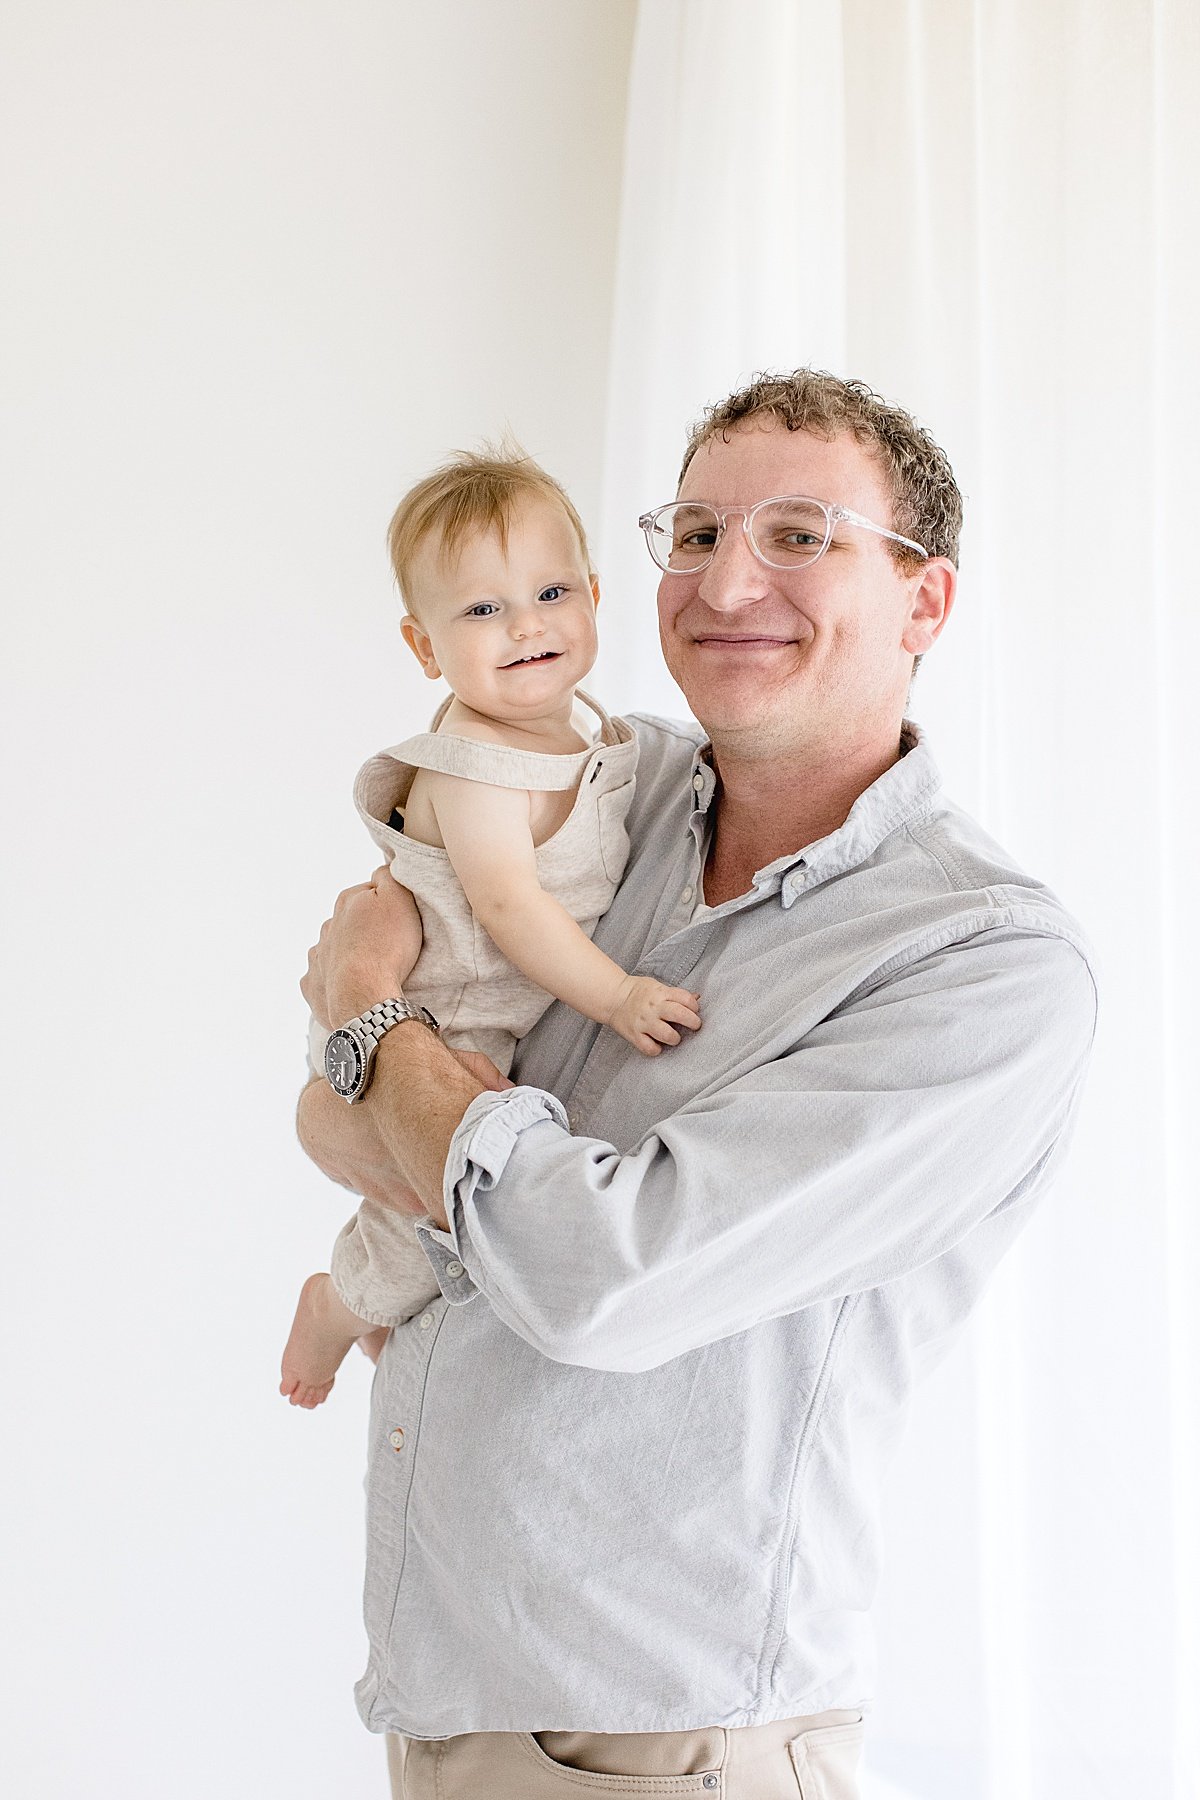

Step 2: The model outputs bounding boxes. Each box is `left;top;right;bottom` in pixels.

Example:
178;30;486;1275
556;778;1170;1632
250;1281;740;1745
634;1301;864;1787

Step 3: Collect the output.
446;1048;513;1097
302;865;423;1028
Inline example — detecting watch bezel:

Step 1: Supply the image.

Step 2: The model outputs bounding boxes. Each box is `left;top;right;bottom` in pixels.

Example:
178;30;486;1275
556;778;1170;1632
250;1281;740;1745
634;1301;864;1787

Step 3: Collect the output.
324;1027;367;1101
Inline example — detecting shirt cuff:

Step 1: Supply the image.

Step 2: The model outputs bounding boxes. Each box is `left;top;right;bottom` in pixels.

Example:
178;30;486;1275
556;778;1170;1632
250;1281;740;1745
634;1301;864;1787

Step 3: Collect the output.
413;1085;570;1305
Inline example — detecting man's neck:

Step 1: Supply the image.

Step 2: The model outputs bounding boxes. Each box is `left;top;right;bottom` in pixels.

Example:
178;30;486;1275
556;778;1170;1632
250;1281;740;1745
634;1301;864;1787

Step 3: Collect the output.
703;722;906;905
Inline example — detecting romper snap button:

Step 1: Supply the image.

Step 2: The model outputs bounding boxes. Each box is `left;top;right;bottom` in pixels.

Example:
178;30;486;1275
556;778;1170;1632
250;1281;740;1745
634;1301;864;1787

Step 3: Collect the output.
702;1777;719;1790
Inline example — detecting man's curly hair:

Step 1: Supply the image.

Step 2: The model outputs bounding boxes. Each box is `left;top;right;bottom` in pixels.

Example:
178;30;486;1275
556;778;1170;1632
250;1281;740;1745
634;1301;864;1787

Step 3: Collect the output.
680;369;962;572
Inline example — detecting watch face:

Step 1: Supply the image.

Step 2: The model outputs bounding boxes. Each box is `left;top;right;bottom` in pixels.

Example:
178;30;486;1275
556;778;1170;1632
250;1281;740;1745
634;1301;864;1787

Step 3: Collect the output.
324;1029;365;1098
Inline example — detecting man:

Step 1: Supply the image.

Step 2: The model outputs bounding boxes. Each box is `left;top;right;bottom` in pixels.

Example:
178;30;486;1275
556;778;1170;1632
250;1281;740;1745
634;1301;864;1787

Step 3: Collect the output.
298;371;1097;1800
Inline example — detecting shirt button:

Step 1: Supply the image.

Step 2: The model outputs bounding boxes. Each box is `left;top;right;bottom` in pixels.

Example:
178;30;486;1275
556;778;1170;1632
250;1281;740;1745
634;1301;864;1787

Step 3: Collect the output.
418;1312;434;1330
681;885;694;903
693;773;705;793
388;1428;406;1451
446;1260;464;1279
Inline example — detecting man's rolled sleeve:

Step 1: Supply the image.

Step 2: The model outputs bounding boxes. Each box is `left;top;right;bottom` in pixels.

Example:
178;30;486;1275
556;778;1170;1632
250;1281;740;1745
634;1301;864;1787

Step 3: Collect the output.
416;926;1097;1371
414;1085;570;1305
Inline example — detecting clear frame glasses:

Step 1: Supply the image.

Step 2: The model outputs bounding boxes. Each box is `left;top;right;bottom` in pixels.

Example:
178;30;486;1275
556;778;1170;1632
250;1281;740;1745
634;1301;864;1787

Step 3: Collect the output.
638;495;929;574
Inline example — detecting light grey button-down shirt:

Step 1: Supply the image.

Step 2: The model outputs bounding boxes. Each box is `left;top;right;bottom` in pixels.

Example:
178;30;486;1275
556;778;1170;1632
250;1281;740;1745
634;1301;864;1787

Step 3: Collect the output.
355;715;1098;1740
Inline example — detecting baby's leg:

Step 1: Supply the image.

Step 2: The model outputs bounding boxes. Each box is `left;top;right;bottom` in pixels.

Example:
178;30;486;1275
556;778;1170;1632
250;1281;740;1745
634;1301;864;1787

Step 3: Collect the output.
329;1197;442;1328
280;1272;373;1408
277;1205;441;1409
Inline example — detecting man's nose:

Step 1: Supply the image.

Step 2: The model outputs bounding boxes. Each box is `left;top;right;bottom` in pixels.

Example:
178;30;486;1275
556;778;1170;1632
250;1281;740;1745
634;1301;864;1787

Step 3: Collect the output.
695;518;772;610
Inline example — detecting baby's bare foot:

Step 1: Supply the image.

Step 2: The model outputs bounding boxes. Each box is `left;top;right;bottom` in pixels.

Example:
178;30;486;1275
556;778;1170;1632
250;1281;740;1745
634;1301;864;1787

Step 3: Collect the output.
279;1272;368;1408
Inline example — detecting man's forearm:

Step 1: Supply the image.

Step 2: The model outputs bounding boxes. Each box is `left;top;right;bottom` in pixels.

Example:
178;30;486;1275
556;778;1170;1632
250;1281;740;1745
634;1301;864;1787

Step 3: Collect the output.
298;864;485;1229
359;1022;485;1228
298;1032;491;1230
296;1074;407;1202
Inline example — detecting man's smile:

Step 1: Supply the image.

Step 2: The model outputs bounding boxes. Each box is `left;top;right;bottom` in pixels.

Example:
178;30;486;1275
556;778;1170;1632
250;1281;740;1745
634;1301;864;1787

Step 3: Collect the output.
690;633;797;648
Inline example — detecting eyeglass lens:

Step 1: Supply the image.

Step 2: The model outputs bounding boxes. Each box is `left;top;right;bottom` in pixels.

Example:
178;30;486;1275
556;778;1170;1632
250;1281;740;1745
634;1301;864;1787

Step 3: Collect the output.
647;500;831;571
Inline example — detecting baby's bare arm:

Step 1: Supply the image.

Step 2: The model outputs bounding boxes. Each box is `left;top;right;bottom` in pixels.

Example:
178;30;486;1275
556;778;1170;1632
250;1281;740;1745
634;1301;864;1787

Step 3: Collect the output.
428;772;700;1055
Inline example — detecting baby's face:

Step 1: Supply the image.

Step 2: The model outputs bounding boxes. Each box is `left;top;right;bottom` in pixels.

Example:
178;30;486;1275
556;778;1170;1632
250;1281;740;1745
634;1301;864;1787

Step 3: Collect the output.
402;497;599;723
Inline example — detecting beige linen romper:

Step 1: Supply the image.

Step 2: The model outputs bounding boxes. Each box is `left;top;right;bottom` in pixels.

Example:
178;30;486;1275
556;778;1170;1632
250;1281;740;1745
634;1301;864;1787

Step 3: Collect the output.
313;690;639;1327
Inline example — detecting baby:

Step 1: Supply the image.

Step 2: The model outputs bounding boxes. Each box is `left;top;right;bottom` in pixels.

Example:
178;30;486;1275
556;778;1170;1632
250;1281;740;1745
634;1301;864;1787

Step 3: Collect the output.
280;448;701;1406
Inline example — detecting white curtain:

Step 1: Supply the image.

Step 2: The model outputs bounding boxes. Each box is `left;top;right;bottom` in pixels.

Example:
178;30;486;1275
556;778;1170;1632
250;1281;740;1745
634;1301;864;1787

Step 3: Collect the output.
598;4;1200;1797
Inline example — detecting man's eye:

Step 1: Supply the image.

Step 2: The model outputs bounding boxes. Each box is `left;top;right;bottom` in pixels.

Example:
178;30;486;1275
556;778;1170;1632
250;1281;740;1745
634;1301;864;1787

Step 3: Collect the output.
538;585;567;603
677;530;718;549
760;528;823;553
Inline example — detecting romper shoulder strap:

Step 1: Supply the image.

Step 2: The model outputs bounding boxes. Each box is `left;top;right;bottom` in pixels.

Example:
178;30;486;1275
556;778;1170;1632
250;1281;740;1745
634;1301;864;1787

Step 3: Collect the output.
376;688;623;792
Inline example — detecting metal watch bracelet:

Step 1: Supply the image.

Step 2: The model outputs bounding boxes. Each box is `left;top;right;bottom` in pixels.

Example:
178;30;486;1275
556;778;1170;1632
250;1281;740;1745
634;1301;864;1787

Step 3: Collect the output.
353;997;440;1050
324;998;440;1104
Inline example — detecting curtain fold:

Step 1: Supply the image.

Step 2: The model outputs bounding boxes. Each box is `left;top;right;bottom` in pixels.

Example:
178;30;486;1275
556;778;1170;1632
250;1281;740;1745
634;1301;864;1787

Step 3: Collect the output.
1152;2;1200;1791
600;5;1199;1795
596;0;847;712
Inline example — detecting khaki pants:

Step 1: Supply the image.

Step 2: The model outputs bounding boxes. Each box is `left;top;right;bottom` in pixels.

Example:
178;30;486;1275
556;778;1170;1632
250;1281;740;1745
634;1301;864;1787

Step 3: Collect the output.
386;1707;865;1798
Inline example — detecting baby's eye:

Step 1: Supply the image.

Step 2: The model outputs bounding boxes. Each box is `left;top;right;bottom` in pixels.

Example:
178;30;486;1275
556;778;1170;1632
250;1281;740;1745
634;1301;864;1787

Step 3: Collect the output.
537;585;568;603
465;602;499;617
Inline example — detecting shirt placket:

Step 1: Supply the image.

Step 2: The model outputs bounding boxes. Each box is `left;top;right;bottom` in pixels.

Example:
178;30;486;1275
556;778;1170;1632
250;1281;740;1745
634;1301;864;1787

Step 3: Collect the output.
562;798;710;1129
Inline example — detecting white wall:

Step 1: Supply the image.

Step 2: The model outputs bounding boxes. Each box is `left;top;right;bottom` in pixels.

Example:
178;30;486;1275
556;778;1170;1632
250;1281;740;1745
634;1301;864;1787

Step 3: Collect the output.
1;4;636;1794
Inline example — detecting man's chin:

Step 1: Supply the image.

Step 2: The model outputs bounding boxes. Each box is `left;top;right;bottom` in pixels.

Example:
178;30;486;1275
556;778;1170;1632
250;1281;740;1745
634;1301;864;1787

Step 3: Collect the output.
679;661;811;725
689;698;794;744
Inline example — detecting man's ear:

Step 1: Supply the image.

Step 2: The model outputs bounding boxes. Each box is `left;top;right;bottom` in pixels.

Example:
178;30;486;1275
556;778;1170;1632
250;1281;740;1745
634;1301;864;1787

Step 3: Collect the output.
901;559;956;657
400;615;442;680
590;574;601;611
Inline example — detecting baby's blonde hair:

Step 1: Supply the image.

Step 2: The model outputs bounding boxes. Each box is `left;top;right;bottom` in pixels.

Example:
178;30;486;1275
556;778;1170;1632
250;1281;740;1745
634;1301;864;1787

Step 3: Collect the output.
388;443;593;616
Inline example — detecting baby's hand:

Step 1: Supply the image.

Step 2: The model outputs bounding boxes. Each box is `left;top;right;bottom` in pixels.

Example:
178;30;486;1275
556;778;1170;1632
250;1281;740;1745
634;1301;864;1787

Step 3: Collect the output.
608;976;701;1055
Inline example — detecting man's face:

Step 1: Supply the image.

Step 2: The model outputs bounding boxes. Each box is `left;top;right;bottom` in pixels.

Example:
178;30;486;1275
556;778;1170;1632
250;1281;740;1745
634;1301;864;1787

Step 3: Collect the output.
656;421;947;755
402;497;600;724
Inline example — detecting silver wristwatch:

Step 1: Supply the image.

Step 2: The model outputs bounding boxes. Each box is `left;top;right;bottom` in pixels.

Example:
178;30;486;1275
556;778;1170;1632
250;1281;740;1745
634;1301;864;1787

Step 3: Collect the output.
323;998;440;1104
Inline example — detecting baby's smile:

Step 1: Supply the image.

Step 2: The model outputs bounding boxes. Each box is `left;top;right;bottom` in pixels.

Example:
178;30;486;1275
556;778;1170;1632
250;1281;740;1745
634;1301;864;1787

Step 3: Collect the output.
502;649;562;668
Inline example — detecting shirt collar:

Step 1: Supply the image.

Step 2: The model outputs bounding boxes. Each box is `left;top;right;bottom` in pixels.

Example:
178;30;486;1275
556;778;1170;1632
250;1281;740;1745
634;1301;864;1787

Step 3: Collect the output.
687;719;942;906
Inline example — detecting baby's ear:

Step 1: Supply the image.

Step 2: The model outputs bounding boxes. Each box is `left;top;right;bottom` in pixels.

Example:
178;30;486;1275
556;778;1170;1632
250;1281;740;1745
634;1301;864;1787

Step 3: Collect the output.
401;615;441;680
590;574;601;610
